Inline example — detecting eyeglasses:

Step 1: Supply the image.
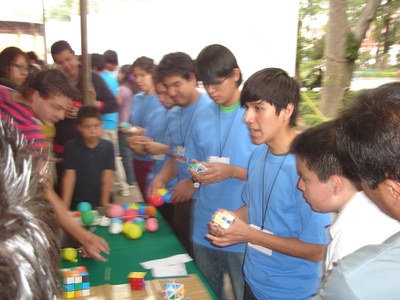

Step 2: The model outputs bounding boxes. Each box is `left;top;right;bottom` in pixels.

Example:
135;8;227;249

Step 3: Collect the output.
11;63;32;73
202;77;228;89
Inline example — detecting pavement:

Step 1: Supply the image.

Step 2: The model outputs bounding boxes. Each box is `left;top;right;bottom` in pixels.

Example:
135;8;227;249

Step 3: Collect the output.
113;184;144;205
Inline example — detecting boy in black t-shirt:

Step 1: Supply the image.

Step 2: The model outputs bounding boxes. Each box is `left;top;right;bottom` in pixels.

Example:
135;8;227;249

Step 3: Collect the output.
61;105;115;210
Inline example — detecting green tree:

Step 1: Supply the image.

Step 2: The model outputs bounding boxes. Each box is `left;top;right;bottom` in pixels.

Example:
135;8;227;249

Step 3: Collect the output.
319;0;382;118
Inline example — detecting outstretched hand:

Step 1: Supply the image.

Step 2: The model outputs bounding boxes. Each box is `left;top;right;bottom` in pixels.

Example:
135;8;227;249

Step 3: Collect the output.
81;231;110;262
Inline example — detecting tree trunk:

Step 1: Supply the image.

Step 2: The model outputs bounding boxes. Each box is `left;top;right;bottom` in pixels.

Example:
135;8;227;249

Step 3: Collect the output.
319;0;348;119
319;0;382;118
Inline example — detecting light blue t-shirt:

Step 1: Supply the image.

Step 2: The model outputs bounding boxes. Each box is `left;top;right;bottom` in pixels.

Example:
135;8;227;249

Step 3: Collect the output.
166;93;212;182
187;102;257;252
146;106;177;189
243;145;331;299
129;92;163;161
314;231;400;300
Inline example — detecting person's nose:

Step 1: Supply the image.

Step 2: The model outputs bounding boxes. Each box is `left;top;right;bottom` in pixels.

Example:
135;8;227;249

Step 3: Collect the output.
297;178;305;192
243;109;253;125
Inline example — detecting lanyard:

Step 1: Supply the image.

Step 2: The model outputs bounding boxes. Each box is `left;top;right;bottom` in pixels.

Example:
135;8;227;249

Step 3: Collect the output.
179;99;200;147
260;149;288;230
218;103;239;157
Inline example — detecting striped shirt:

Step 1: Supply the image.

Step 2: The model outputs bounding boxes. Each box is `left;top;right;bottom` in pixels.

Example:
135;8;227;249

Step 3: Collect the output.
0;85;48;154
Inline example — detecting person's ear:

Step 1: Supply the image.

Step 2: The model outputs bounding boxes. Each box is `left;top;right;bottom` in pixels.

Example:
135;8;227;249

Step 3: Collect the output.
281;103;294;122
189;73;197;83
384;179;400;200
31;90;41;105
232;68;240;82
330;175;343;195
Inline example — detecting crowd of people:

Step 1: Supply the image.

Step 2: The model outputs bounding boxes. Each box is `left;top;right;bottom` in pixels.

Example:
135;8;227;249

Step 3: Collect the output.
0;41;400;299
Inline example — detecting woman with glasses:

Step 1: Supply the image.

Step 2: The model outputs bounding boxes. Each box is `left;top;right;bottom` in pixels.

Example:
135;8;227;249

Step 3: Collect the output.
0;46;32;91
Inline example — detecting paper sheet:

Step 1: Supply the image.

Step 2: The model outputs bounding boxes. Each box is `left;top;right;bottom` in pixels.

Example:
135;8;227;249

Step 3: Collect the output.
139;254;192;269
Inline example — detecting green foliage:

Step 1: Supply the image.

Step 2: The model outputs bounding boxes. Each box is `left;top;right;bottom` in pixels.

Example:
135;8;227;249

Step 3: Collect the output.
346;32;359;61
46;0;77;21
299;90;359;127
354;67;399;77
299;91;326;127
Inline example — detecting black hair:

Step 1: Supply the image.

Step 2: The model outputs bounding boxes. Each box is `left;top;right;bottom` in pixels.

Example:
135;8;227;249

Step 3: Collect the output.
157;52;194;81
291;120;358;186
240;68;300;127
0;46;30;86
90;53;105;72
132;56;156;76
119;64;137;93
195;44;242;86
336;82;400;189
50;40;74;57
103;50;118;65
76;105;102;124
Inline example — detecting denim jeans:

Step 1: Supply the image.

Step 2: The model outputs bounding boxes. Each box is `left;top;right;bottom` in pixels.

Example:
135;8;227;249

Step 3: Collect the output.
193;243;244;300
118;132;136;185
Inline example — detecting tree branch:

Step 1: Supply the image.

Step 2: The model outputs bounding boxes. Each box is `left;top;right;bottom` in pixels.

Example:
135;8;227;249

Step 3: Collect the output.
354;0;382;41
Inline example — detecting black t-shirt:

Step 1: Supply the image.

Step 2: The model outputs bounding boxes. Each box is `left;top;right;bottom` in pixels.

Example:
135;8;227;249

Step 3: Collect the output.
63;137;115;210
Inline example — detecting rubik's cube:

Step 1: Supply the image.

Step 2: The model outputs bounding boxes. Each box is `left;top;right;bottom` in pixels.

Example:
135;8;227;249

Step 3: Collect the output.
128;272;146;290
161;281;184;300
212;209;235;229
61;266;90;298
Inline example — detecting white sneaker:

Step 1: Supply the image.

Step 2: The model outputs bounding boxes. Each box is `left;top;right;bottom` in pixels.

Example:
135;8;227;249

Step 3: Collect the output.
119;190;130;197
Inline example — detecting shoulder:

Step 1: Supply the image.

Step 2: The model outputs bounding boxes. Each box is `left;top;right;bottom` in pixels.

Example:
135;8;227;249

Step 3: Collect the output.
99;138;114;149
198;92;213;106
323;232;400;298
195;102;217;117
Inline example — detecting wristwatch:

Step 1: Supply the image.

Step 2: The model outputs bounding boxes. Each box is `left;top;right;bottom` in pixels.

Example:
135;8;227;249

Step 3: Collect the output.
193;181;200;189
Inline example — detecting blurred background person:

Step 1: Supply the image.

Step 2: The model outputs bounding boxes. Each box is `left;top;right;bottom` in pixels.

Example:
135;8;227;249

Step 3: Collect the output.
0;46;31;91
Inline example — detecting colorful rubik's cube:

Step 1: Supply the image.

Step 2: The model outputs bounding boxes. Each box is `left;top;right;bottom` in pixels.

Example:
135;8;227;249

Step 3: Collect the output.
161;281;185;300
212;208;235;229
128;272;146;290
61;266;90;298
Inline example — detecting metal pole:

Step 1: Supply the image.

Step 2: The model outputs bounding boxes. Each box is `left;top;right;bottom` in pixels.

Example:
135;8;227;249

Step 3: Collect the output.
41;0;47;64
80;0;90;105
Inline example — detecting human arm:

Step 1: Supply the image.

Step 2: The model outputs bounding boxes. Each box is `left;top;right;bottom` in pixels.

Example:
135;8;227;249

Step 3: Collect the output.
127;135;151;156
99;169;114;207
207;209;326;262
91;72;116;113
45;186;110;261
60;169;76;209
170;179;196;204
148;158;178;198
143;141;170;155
190;160;247;185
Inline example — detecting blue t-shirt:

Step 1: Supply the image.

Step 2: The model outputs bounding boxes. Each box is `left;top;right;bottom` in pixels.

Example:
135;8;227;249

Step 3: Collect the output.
100;72;119;130
146;106;177;189
166;93;212;182
129;92;163;161
100;71;118;96
243;145;331;299
188;102;257;252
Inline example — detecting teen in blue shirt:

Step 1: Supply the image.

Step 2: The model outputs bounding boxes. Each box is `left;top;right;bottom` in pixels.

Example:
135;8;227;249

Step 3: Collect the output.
188;44;256;300
208;68;331;299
